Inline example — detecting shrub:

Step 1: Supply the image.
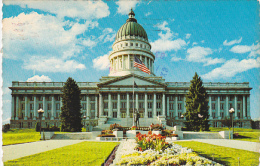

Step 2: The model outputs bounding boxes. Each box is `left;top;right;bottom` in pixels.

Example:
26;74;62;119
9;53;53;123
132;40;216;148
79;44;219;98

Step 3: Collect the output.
150;124;165;131
131;126;137;130
2;124;10;132
102;130;113;134
110;123;123;131
97;134;115;137
162;129;173;136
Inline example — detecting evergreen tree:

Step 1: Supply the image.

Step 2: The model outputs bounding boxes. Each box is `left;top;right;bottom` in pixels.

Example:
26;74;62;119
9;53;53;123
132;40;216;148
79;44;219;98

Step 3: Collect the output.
60;77;82;132
184;72;210;131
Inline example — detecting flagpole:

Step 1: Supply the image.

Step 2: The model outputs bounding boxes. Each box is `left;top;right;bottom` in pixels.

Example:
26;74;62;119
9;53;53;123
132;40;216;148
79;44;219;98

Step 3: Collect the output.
133;58;135;127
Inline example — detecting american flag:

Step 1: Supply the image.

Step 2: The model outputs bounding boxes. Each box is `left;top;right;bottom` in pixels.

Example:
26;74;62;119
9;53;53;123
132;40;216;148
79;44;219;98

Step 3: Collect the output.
134;56;151;74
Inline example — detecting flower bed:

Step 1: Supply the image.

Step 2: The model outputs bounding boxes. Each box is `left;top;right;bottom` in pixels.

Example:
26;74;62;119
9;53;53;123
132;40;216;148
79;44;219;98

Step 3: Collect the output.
111;132;222;166
150;123;165;131
110;123;123;131
97;134;115;137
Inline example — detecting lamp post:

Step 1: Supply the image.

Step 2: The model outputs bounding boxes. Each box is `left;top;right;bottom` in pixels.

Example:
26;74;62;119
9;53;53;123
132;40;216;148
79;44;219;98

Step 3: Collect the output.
180;114;184;127
38;108;44;134
229;108;235;134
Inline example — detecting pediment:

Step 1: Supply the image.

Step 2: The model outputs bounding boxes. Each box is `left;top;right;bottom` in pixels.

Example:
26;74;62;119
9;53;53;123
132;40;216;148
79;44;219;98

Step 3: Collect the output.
97;74;166;87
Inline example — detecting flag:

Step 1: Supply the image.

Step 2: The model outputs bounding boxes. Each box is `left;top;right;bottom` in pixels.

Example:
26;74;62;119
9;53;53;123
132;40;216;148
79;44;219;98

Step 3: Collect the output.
134;81;138;88
134;56;151;74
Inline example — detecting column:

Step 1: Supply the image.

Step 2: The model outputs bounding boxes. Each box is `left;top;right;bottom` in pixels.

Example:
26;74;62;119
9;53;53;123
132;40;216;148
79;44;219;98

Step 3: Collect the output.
24;96;28;120
108;93;112;118
117;93;120;118
99;94;103;117
217;96;221;119
51;96;54;120
234;95;238;119
175;96;178;118
183;96;186;113
95;95;98;119
243;95;246;119
166;96;170;118
151;60;153;73
135;93;138;111
33;96;37;120
247;95;250;119
145;93;148;118
209;96;212;119
15;96;19;120
122;56;124;69
127;93;130;117
87;95;90;119
145;56;147;67
128;54;130;69
11;96;15;120
153;93;156;117
162;93;165;117
226;96;229;116
149;58;151;70
43;96;46;120
116;57;119;70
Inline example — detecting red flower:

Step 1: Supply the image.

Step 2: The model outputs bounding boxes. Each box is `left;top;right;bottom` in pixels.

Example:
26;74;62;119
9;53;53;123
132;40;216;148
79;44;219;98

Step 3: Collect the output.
148;131;152;135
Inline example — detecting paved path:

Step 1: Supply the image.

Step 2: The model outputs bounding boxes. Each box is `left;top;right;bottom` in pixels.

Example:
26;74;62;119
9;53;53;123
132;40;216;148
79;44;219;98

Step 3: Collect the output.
3;140;85;162
192;139;260;153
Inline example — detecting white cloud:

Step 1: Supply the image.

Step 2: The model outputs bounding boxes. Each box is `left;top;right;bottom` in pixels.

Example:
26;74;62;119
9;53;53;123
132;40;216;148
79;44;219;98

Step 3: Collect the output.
4;1;110;20
202;57;260;80
186;46;225;66
24;57;86;72
223;37;242;46
3;12;93;72
171;54;182;62
98;28;116;43
230;43;260;58
145;12;152;17
27;75;52;82
93;54;110;70
201;40;205;43
192;42;198;46
151;21;187;52
185;34;191;39
116;1;140;15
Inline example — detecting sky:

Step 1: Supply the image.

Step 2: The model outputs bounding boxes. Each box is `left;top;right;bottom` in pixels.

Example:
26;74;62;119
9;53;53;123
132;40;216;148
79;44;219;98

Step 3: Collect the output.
2;0;260;124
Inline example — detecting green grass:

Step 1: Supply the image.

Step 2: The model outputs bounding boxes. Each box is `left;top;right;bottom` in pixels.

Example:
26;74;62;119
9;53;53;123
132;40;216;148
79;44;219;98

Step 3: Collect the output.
234;132;260;142
3;129;41;145
4;141;119;166
209;127;259;132
176;141;259;166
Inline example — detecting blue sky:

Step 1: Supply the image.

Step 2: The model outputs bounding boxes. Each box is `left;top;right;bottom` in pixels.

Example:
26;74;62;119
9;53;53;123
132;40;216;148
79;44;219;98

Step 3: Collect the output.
2;1;260;124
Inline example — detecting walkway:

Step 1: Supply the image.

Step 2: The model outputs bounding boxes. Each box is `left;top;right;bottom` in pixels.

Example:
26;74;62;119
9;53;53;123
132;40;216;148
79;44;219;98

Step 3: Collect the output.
3;140;85;162
192;139;260;153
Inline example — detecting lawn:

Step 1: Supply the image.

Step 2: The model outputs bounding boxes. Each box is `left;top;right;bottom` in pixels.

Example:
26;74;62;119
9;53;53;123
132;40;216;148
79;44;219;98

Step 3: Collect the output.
3;129;41;145
4;141;119;166
176;141;259;166
209;127;259;132
234;132;260;142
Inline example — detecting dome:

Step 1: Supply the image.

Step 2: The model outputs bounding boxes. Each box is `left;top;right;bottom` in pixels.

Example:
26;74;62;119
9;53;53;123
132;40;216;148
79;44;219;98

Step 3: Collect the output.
115;9;148;41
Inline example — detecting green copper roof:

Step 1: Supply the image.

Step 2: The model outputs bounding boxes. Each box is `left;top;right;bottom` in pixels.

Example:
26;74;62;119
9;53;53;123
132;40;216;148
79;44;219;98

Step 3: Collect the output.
115;10;148;41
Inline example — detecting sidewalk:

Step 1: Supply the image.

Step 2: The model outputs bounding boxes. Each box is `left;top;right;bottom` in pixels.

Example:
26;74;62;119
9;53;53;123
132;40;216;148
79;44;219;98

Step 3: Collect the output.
192;139;260;153
3;140;85;162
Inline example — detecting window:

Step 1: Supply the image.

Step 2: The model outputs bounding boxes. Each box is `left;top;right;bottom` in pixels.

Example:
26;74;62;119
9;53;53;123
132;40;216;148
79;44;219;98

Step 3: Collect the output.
104;94;108;100
30;96;34;101
220;112;224;118
139;102;144;108
113;112;117;118
156;94;161;100
139;94;144;100
112;94;117;100
125;43;128;46
30;113;33;119
91;103;95;110
121;94;126;100
21;104;25;110
148;102;152;109
156;102;161;109
229;104;232;109
130;102;133;108
136;43;138;47
39;96;43;101
121;102;126;108
130;43;133;46
178;112;182;117
121;44;122;47
56;103;60;110
220;103;224;110
38;103;43;109
178;103;182;110
82;104;86;110
212;103;216;110
148;112;152;118
237;112;241;118
104;102;108;109
56;112;59;118
121;113;126;118
113;102;117;109
170;96;174;101
21;113;24;119
211;96;216;101
178;96;182;101
229;96;233;101
57;96;60;101
140;44;142;48
22;97;25;101
82;95;86;101
212;112;216;119
220;96;224;101
30;104;34;110
148;94;152;100
90;95;95;101
47;103;51;110
129;95;133;100
238;104;241;110
170;103;174;110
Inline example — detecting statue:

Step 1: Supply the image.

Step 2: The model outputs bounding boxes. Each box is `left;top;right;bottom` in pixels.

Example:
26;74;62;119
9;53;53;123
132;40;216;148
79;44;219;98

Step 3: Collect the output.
134;110;140;128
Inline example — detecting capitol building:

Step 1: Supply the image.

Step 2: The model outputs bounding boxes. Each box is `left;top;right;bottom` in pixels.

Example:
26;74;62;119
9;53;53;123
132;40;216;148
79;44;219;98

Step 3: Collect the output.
9;10;252;129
